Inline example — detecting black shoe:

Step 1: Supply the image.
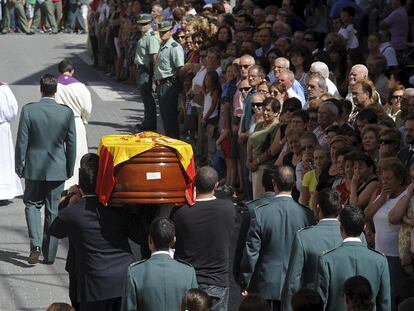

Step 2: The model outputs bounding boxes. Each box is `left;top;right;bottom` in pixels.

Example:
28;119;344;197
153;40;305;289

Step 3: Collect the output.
42;260;54;265
28;247;41;264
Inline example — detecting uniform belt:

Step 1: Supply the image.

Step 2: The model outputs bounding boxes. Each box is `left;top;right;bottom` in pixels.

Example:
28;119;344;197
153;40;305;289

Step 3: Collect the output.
158;76;178;84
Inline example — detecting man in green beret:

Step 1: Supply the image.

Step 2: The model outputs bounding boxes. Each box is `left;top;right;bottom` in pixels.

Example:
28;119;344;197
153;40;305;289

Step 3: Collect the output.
135;14;160;131
154;20;184;139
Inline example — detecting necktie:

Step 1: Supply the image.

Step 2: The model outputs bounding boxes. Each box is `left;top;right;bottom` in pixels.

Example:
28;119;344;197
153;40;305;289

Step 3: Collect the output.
405;149;414;166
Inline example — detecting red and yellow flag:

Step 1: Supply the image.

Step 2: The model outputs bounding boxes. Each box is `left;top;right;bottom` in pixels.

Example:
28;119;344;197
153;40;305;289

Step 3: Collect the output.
96;132;195;206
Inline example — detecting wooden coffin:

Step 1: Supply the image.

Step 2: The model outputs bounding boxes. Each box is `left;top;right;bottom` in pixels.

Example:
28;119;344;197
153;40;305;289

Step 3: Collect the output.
110;146;187;205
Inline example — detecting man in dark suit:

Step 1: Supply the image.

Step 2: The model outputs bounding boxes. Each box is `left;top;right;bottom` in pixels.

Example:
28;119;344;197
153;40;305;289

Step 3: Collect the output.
15;74;76;265
281;189;366;311
315;205;391;311
398;114;414;170
122;217;198;311
241;166;316;311
50;154;140;311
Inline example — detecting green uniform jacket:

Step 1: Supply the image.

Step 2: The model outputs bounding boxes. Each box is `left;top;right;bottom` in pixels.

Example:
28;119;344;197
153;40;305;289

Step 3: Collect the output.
281;220;367;311
122;253;198;311
316;240;391;311
241;195;316;300
15;97;76;181
154;37;184;80
246;191;275;218
134;29;160;68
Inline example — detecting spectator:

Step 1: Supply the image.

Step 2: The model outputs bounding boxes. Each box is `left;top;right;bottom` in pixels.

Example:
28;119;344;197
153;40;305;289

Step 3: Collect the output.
315;205;391;311
361;124;381;162
380;0;409;52
384;85;405;121
309;61;340;97
343;276;374;311
365;157;408;310
313;101;339;149
173;166;235;311
239;294;270;311
378;28;398;68
181;289;212;311
291;288;323;311
366;54;389;103
398;114;414;170
241;166;315;311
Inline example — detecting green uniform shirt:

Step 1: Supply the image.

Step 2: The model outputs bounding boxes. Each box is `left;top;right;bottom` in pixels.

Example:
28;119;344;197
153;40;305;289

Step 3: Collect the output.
154;37;184;80
134;29;160;68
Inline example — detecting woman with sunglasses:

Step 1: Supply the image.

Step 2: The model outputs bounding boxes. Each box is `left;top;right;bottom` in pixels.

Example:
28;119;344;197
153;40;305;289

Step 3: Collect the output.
269;81;288;105
378;128;401;160
247;98;281;198
384;84;405;121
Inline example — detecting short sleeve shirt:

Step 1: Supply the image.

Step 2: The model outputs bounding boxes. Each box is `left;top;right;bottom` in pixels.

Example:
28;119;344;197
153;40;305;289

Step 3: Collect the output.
134;29;160;67
154;38;184;80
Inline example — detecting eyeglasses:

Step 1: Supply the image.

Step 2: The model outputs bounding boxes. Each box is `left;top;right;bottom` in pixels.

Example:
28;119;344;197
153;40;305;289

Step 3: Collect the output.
252;102;263;107
259;89;269;94
177;35;185;39
391;95;402;100
301;144;314;151
239;87;251;92
194;40;203;45
379;139;394;145
270;90;280;95
240;64;251;69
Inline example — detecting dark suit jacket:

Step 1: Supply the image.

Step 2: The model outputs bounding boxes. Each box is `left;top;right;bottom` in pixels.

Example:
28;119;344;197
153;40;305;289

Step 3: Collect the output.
281;219;367;311
397;147;414;170
241;195;316;300
316;241;391;311
50;196;139;302
15;97;76;180
122;253;198;311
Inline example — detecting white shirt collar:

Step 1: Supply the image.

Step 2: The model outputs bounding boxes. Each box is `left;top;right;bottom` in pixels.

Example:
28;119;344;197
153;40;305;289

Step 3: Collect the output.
343;237;362;243
196;196;216;202
319;218;338;222
151;250;174;258
275;194;292;198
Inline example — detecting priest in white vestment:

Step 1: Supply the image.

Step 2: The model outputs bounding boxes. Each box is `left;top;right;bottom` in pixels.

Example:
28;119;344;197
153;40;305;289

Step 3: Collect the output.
0;82;23;202
55;60;92;189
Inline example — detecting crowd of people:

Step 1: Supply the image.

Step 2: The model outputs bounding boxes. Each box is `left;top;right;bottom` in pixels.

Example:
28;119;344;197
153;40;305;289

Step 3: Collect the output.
3;0;414;310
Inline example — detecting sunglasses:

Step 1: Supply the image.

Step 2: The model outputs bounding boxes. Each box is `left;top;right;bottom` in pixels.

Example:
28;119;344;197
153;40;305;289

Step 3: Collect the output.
239;87;251;92
240;64;251;69
252;102;264;107
391;95;402;100
270;90;280;95
379;139;394;145
177;35;185;39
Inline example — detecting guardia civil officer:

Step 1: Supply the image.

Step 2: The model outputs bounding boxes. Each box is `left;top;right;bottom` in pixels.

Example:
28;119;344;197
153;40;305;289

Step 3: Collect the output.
135;14;160;131
154;20;184;139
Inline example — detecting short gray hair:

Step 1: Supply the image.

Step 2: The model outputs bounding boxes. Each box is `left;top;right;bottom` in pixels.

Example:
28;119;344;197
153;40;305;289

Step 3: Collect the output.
308;73;328;92
351;64;369;78
311;61;329;79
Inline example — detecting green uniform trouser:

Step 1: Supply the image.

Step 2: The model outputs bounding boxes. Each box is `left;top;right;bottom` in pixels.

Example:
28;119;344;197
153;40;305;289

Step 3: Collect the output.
137;66;157;129
31;0;58;32
158;77;181;139
1;1;30;33
23;179;64;262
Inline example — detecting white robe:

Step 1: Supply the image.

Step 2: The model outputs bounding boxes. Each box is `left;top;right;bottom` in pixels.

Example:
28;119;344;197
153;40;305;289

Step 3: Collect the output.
0;83;23;200
55;74;92;189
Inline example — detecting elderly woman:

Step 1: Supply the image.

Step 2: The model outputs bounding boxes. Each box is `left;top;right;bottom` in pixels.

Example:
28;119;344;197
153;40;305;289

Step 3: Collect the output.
247;98;281;198
361;124;382;162
365;158;408;310
389;163;414;275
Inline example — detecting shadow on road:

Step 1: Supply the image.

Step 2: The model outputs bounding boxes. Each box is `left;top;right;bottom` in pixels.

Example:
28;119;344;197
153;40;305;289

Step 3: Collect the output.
0;249;33;268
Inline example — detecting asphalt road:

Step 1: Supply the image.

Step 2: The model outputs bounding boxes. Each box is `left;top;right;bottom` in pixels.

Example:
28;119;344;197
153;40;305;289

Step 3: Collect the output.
0;33;243;310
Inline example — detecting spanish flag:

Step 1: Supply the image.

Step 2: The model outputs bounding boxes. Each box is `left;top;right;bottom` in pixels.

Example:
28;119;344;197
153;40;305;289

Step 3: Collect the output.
96;132;195;206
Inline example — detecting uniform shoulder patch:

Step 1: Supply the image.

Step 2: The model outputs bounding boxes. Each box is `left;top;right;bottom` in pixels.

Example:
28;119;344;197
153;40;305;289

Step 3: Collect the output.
129;259;147;267
171;42;179;47
297;225;315;233
176;258;193;267
321;246;338;256
369;248;386;257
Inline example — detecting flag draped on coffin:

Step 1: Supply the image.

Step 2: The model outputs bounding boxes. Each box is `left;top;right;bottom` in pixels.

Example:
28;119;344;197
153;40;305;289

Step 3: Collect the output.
96;132;195;206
